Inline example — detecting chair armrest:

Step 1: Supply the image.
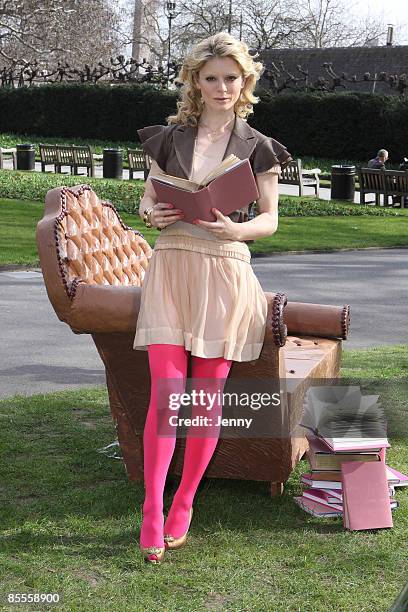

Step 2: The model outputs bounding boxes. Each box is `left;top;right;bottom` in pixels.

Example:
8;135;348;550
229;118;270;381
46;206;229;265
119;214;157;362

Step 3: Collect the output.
264;292;288;346
66;285;349;343
92;154;103;161
284;302;350;340
68;285;289;346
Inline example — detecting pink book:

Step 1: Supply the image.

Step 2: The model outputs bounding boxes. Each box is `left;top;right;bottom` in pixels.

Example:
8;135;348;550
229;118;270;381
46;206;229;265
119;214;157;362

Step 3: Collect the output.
322;487;395;502
150;159;259;223
293;496;342;518
302;488;343;510
307;435;388;463
308;435;382;457
309;435;390;454
341;461;393;530
302;465;399;490
387;466;408;487
302;488;398;511
325;488;343;502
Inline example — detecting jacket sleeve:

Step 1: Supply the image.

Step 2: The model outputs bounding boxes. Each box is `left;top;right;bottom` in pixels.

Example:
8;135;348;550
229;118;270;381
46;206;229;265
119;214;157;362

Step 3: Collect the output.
137;125;168;171
250;135;292;174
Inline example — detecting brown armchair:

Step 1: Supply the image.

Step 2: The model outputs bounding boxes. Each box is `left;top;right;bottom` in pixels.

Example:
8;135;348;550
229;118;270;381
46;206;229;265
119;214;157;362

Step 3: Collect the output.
36;185;350;496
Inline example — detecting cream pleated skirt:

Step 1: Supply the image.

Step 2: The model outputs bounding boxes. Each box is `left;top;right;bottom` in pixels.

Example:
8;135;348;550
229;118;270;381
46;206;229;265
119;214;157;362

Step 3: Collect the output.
133;233;268;362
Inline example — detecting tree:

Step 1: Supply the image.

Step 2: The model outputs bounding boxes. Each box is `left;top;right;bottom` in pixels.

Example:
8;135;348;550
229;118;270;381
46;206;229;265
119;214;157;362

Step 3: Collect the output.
0;0;125;66
0;0;71;61
240;0;307;51
124;0;389;70
126;0;233;64
292;0;385;48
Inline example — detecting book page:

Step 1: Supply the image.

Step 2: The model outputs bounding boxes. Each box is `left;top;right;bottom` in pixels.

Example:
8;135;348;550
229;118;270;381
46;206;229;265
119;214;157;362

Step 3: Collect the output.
152;174;200;192
199;154;243;186
150;155;243;192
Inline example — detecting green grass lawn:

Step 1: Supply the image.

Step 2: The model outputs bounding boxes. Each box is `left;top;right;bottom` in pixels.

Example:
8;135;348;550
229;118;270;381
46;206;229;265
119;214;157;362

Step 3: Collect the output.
0;346;407;611
1;198;407;266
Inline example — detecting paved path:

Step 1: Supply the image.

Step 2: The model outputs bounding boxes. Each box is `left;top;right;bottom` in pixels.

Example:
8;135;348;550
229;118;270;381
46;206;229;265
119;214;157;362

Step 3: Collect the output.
0;249;406;399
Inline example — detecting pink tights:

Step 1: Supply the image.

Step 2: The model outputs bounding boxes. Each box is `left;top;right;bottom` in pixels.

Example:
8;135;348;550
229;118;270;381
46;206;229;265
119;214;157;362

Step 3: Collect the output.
140;344;232;548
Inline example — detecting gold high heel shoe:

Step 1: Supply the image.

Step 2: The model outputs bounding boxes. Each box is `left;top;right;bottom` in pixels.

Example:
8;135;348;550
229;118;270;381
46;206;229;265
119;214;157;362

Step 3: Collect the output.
139;506;165;564
164;508;193;550
139;545;165;564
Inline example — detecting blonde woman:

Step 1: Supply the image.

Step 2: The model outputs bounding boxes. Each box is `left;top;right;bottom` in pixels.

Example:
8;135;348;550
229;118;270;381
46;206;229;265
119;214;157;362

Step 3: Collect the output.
134;31;291;564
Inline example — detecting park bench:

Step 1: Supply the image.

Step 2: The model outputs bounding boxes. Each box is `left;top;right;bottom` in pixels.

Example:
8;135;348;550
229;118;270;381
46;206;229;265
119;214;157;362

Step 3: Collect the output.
71;144;98;177
358;167;407;207
357;167;386;205
279;159;321;197
36;185;350;496
127;148;152;180
384;169;408;208
39;144;102;176
56;144;76;174
39;144;59;172
40;144;74;174
0;147;17;170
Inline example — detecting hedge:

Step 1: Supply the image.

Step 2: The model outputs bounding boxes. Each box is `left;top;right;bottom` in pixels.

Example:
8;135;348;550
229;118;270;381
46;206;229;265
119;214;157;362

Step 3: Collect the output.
250;90;408;162
0;169;144;212
0;83;177;142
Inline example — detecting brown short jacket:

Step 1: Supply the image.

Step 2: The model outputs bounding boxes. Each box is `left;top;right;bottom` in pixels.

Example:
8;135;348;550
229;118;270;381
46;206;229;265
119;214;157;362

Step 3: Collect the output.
137;114;292;223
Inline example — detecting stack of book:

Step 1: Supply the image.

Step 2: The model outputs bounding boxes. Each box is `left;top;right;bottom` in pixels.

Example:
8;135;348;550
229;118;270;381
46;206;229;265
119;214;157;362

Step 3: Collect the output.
293;386;407;530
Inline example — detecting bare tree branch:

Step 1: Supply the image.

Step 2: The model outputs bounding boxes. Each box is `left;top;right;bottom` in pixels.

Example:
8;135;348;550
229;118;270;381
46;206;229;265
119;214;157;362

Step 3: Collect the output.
0;0;125;65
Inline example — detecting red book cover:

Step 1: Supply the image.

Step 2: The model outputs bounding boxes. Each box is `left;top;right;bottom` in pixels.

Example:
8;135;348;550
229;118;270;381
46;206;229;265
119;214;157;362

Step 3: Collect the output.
293;496;342;518
387;466;408;487
302;488;343;510
341;461;393;530
309;435;390;453
150;159;259;223
308;435;381;458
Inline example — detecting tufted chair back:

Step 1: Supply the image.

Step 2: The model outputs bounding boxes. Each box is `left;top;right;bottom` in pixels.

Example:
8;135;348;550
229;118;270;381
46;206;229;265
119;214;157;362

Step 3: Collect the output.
55;185;150;287
36;185;152;333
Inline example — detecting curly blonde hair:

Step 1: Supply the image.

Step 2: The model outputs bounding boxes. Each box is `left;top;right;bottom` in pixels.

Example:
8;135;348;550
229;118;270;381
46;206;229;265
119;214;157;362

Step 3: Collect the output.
167;32;264;126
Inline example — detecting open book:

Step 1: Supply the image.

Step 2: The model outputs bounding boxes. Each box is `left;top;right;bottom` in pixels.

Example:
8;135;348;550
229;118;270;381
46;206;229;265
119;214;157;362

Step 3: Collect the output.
150;156;259;223
152;154;244;191
300;386;389;451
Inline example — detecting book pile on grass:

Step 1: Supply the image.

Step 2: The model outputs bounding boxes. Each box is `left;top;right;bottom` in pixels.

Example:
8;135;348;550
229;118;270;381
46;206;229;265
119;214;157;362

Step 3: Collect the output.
293;386;408;530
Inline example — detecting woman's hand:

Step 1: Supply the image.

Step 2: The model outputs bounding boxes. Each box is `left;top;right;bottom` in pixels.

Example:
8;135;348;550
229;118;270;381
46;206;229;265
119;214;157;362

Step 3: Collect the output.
151;202;184;229
193;208;241;240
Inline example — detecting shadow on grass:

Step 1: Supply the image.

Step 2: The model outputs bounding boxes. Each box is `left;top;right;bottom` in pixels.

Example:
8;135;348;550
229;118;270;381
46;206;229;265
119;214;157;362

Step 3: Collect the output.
1;469;347;560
